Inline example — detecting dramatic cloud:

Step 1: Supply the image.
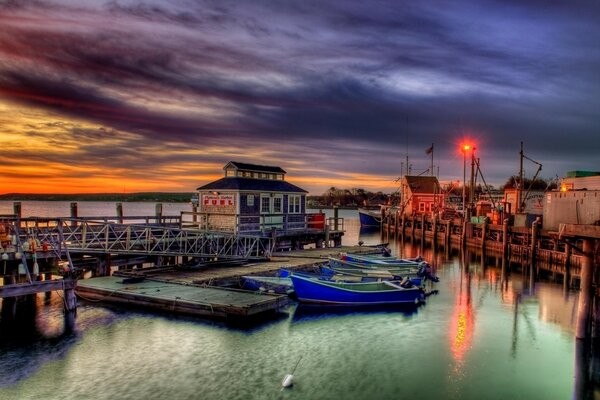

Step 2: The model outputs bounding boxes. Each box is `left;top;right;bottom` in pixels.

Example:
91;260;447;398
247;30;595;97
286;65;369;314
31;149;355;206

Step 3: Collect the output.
0;0;598;193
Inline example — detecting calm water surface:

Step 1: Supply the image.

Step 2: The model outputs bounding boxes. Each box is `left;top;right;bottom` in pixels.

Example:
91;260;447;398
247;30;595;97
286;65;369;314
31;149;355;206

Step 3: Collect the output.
0;202;592;399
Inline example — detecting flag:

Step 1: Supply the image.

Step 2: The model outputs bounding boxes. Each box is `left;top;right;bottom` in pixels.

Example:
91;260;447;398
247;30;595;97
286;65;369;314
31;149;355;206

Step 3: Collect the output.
426;144;434;154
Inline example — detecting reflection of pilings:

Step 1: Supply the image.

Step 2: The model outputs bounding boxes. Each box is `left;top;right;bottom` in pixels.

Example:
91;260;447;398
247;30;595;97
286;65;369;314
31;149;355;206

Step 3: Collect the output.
576;239;594;340
510;293;520;358
573;340;591;400
1;275;17;322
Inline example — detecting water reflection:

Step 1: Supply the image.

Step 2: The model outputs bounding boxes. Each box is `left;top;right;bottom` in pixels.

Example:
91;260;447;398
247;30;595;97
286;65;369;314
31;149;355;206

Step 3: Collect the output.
449;255;474;364
291;302;421;324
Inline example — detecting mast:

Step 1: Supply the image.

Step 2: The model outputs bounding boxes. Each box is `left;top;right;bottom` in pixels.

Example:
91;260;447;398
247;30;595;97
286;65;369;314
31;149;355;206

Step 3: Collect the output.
518;141;524;213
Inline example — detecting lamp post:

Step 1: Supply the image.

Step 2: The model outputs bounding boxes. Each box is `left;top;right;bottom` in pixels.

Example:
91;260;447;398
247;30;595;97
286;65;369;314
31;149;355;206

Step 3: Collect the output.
461;144;470;220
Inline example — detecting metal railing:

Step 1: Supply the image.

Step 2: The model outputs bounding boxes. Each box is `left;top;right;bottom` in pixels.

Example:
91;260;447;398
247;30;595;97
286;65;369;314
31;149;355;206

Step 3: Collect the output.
180;212;339;235
1;217;274;260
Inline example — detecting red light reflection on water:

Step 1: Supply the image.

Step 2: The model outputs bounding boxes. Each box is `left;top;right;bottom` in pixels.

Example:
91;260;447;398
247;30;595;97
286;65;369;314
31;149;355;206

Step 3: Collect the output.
449;290;474;362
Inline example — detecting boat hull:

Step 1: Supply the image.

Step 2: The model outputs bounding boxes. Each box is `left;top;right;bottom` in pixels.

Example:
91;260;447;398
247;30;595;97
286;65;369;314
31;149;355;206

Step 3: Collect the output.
358;208;381;227
290;274;424;305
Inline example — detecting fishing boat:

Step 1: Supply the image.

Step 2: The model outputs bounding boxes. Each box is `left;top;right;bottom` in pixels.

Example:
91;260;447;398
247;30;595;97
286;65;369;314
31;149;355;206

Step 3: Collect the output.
290;273;425;305
358;207;382;227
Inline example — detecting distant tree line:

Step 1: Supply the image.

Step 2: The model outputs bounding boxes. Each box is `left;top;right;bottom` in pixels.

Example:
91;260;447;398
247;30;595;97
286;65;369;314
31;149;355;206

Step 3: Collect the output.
0;192;195;203
308;176;558;207
308;187;398;207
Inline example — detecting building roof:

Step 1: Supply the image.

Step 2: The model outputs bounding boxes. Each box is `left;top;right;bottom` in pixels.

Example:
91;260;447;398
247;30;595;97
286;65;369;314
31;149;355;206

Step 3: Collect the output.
224;161;286;174
403;175;440;194
197;177;307;193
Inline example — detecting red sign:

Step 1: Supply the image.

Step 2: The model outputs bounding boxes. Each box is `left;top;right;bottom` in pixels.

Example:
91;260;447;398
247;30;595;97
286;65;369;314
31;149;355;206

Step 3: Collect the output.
202;194;234;207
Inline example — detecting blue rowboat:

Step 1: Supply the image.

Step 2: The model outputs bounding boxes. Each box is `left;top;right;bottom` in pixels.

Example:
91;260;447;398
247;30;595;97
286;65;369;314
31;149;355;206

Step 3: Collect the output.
318;264;425;286
327;257;439;283
341;253;424;267
290;273;425;306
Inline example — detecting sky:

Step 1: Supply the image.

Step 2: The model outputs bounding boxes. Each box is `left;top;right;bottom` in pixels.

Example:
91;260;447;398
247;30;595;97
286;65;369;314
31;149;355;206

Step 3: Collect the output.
0;0;599;195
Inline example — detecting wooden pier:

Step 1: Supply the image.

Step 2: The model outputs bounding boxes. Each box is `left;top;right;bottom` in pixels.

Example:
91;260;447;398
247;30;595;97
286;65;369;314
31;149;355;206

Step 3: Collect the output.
381;211;593;286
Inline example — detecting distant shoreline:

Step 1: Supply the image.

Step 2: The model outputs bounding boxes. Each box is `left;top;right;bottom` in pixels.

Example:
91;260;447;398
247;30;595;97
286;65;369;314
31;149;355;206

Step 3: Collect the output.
0;192;195;203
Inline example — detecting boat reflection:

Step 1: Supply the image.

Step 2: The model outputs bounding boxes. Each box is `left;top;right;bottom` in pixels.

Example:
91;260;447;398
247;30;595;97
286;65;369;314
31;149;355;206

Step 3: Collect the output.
291;302;421;324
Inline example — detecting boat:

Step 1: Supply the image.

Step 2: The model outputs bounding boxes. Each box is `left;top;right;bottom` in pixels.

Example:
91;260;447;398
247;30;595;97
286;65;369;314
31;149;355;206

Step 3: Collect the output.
358;207;382;227
318;264;425;286
241;275;294;294
327;257;439;283
341;252;424;266
290;273;425;305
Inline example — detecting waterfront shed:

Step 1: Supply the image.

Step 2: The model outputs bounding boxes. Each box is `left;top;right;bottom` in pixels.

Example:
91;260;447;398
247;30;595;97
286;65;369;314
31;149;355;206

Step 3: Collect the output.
400;175;444;215
196;162;309;234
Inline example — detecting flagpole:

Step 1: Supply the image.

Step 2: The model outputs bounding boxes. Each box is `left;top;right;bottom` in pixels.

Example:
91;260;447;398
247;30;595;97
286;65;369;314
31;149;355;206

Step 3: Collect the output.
430;143;434;176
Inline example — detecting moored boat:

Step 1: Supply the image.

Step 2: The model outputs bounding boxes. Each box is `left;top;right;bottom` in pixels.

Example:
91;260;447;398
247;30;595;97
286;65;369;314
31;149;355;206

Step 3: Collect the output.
358;207;382;227
290;273;425;305
241;275;294;294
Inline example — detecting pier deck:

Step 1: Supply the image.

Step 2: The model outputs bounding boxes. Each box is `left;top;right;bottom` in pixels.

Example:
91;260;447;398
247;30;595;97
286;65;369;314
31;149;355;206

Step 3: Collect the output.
76;276;288;319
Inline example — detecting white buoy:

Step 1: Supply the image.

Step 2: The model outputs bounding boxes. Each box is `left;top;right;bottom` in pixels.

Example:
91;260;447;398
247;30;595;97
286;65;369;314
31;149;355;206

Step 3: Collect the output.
281;355;302;389
281;374;294;388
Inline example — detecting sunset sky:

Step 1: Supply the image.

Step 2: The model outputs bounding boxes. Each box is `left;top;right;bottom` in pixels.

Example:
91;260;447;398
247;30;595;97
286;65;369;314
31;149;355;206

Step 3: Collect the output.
1;0;599;195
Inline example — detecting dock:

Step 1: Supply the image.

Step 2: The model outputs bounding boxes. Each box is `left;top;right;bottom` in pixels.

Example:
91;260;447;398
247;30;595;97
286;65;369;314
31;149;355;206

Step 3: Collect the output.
76;246;372;320
76;276;288;319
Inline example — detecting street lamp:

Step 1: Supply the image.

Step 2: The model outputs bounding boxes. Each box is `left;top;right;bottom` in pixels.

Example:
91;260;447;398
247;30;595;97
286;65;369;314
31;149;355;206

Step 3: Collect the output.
461;144;470;219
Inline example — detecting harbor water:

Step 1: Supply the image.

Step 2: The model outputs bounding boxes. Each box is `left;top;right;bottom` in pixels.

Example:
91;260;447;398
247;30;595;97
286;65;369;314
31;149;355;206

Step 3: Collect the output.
0;202;594;399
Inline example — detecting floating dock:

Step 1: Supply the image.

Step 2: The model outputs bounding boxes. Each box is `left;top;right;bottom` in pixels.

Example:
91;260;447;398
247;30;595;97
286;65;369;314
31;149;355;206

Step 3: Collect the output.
76;246;380;320
76;276;288;320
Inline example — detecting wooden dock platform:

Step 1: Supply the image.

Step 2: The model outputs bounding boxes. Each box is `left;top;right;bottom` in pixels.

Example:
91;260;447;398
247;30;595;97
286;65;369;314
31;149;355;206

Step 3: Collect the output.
76;276;288;320
75;246;381;320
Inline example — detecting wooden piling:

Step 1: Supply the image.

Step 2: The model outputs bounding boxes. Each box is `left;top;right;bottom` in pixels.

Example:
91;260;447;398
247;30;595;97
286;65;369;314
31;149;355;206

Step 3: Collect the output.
155;203;163;225
576;239;594;339
334;206;339;232
64;283;77;333
432;213;438;246
13;202;21;219
563;243;571;291
420;214;425;243
481;218;487;251
401;213;405;237
502;219;509;257
70;202;78;219
116;203;124;224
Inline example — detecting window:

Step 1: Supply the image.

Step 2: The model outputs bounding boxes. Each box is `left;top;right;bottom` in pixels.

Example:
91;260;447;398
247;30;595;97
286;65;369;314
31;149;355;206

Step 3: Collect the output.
261;195;270;214
276;174;284;180
247;195;254;207
225;170;235;177
273;195;283;213
289;195;301;213
419;202;426;212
